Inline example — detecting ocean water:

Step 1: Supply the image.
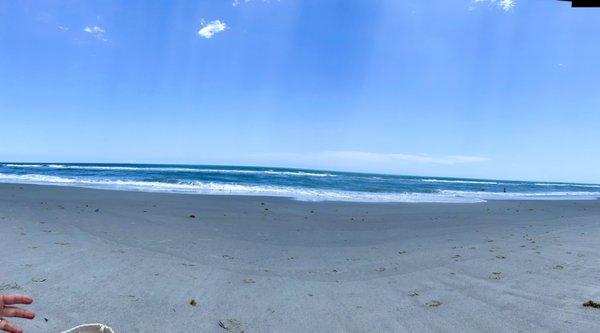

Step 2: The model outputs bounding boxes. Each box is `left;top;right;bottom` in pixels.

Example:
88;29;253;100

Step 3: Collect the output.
0;163;599;203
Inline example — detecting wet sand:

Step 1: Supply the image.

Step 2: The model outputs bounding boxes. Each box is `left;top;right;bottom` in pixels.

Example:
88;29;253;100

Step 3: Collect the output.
1;183;600;332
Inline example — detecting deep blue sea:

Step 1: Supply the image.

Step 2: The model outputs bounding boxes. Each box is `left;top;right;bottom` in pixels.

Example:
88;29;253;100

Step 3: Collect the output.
1;163;599;203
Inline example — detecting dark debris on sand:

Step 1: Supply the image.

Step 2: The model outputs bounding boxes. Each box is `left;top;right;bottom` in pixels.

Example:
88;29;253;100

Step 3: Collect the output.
583;300;600;309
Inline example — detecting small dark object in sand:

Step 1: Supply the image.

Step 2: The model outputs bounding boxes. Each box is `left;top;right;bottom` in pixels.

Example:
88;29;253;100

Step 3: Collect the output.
94;208;100;212
190;299;198;307
219;319;244;332
189;214;196;218
426;300;442;307
583;300;600;309
44;318;48;322
260;202;265;205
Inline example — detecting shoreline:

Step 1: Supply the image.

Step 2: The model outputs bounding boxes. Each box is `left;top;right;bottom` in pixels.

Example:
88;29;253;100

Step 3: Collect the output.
2;183;600;332
0;181;599;204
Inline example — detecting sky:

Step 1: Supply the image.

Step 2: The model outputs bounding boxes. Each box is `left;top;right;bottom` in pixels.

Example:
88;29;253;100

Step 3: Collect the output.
1;0;599;183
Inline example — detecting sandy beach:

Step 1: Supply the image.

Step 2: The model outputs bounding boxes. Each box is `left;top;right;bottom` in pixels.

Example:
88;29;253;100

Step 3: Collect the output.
2;183;600;332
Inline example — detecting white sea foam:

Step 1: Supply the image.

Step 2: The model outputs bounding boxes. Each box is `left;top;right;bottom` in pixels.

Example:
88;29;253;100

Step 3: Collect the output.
46;164;200;172
422;179;498;185
199;169;334;177
4;164;334;177
437;190;600;201
1;172;599;203
4;164;45;168
534;183;600;188
0;173;479;203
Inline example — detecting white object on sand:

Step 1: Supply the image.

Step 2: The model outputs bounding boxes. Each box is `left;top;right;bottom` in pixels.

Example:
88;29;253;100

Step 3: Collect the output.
61;323;115;333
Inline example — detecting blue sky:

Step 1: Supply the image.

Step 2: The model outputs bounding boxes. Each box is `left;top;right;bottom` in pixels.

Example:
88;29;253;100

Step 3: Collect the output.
1;0;599;183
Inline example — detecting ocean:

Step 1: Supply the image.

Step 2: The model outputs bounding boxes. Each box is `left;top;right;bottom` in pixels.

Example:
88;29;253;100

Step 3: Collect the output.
0;163;599;203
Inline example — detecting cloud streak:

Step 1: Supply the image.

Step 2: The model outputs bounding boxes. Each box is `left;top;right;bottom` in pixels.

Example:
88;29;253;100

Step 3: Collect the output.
318;151;490;165
197;20;227;39
83;25;107;41
230;151;490;171
472;0;515;12
233;0;278;7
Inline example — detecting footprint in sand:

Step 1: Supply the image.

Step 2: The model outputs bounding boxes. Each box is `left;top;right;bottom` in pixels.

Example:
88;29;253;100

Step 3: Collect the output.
488;272;503;280
426;300;442;307
0;283;22;291
408;290;419;297
219;319;244;332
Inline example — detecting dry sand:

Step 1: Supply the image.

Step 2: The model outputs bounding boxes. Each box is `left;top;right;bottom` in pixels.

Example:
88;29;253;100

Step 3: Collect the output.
1;183;600;332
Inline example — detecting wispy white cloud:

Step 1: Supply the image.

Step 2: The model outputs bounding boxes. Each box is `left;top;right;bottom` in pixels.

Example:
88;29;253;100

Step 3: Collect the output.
212;151;490;176
197;20;227;39
235;151;490;170
498;0;515;11
83;25;107;41
298;151;490;165
232;0;278;7
471;0;515;12
58;25;69;32
232;0;250;7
